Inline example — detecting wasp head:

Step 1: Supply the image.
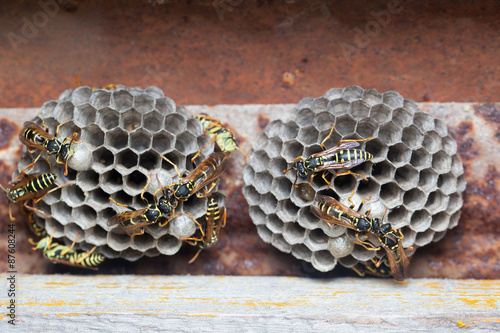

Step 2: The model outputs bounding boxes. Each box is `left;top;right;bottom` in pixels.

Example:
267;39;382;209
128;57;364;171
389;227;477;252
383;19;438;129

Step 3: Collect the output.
294;161;308;178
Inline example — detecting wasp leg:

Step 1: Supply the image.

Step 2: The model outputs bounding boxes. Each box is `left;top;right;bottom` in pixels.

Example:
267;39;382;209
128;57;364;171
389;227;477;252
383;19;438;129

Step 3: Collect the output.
54;120;71;138
60;231;81;256
353;233;380;251
348;189;356;209
321;172;332;188
160;155;183;179
321;124;336;150
191;135;217;163
351;264;367;277
335;170;368;181
160;211;205;238
196;180;220;198
33;183;72;204
338;135;373;145
75;246;98;264
188;249;203;264
141;174;154;201
23;202;51;220
14;153;45;182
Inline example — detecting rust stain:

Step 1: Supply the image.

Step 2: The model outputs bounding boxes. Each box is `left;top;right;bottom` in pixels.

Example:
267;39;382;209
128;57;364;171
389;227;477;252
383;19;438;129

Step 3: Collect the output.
448;121;479;162
473;103;500;141
258;114;270;130
0;119;18;150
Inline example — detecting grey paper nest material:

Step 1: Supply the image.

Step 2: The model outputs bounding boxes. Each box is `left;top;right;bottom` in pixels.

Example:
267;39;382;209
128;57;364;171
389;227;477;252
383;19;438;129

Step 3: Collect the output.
242;86;466;272
16;86;224;261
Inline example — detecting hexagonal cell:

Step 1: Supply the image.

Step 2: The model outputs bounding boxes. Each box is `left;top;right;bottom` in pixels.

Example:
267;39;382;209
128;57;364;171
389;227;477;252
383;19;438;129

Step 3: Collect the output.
265;119;283;138
244;185;261;206
278;199;299;223
451;155;465;177
387;206;410;228
84;225;108;246
413;112;435;133
414;229;435;247
447;192;463;214
356;118;378;138
430;211;451;233
74;104;97;127
409;209;432;232
304;228;329;252
175;131;198;155
100;169;123;193
81;124;104;147
280;121;299;141
333;174;357;197
296;108;315;126
160;151;186;175
371;160;396;184
89;188;111;206
164;114;186;135
437;172;458;195
449;211;461;228
418;168;439;192
356;178;381;199
425;190;449;215
311;250;336;272
139;150;160;170
387;143;411;167
457;175;467;193
328;98;350;116
272;177;293;201
51;201;72;225
369;104;392;124
252;151;271;173
282;140;304;162
400;226;416;248
129;128;152;153
249;206;266;226
323;88;343;100
392;107;414;128
54;101;75;122
41;185;62;206
327;234;354;258
433;118;448;137
253;132;269;151
57;120;80;140
155;97;175;116
152;131;174;153
334;114;356;136
271;234;292;253
71;205;98;229
382;91;404;108
111;90;134;110
402;126;423;149
378;122;402;145
361;89;382;106
266;138;283;159
143;111;164;133
394;165;419;191
365;138;389;161
441;136;457;156
410;148;431;170
116;149;139;170
341;85;364;101
97;107;120;130
105;127;129;151
125;170;148;193
380;182;404;208
156;235;182;256
253;170;273;194
291;243;311;261
422;131;441;154
256;225;273;243
432;151;452;174
297;126;319;146
92;146;114;171
350;244;376;262
350;100;370;119
62;185;85;207
283;222;306;245
90;90;112;109
133;93;155;114
261;193;278;215
313;111;337;132
403;188;426;210
77;169;99;191
130;233;155;252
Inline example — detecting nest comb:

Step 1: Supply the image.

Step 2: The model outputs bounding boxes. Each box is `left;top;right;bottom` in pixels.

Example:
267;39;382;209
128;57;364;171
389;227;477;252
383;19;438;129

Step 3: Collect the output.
242;86;466;272
15;86;226;261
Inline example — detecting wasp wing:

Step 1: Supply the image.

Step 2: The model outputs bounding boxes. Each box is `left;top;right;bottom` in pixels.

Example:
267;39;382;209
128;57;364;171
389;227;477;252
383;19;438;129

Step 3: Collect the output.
190;152;230;194
311;195;360;230
18;122;54;153
107;207;151;235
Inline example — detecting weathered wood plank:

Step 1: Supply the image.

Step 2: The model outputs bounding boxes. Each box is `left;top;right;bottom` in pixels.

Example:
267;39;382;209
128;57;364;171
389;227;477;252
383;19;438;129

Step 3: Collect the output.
1;276;499;331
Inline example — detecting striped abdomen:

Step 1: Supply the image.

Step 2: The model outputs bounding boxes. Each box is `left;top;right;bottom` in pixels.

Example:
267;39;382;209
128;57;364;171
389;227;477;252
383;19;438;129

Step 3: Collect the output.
202;198;223;248
24;173;56;196
328;149;373;164
23;128;47;146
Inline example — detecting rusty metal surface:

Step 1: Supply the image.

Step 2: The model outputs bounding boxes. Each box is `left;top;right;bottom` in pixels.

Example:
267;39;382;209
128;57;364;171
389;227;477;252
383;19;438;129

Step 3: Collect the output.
0;102;499;278
0;1;499;108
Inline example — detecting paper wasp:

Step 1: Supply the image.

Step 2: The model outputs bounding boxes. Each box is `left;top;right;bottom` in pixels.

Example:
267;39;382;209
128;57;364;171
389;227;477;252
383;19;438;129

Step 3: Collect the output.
30;228;105;269
183;197;226;264
311;190;410;280
160;151;230;202
284;125;373;186
19;120;78;175
22;207;48;238
108;176;177;237
351;260;392;278
2;172;70;221
191;114;249;162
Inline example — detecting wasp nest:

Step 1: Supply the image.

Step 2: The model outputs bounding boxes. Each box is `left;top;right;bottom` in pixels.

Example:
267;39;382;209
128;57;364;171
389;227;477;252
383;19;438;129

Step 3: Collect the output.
16;86;223;261
242;86;466;272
